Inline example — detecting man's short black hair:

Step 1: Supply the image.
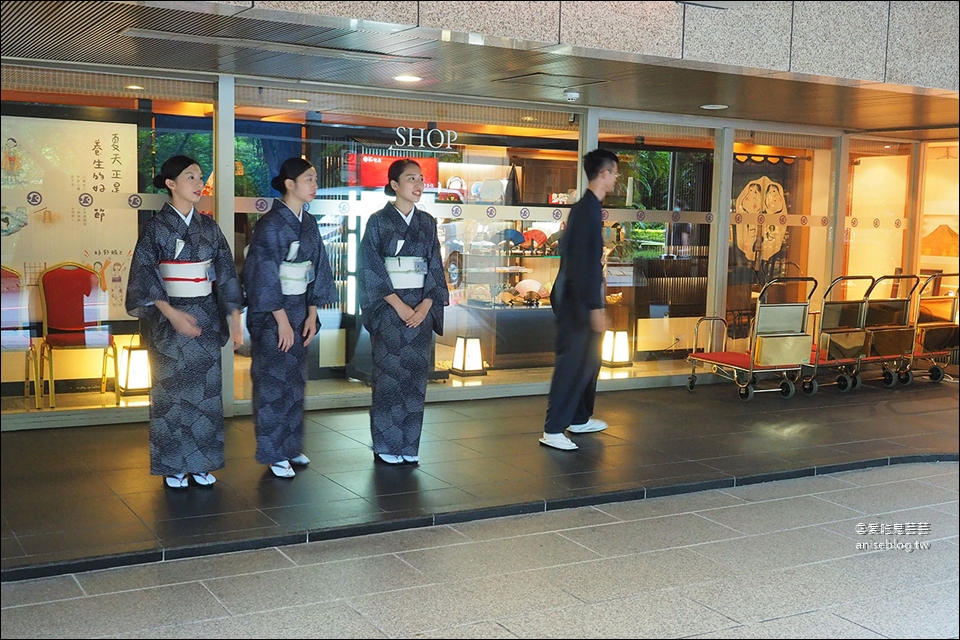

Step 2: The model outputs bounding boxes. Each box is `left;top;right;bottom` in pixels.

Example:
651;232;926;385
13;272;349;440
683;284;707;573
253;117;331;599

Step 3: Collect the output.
583;149;619;181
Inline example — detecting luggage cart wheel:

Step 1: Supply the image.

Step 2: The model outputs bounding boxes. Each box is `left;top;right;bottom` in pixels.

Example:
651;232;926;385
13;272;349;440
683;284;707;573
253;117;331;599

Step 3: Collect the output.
837;374;853;392
851;373;863;391
928;365;945;383
686;375;697;392
882;370;897;388
738;385;754;402
897;370;913;386
802;379;818;395
779;379;796;399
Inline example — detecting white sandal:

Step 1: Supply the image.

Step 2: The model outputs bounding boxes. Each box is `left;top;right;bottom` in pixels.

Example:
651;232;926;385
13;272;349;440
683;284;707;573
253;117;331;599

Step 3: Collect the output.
290;453;310;466
164;474;188;489
270;460;295;478
191;472;216;486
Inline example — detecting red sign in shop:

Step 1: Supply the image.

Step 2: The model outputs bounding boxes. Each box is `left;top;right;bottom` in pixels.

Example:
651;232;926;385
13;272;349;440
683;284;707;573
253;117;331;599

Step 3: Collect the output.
345;154;439;189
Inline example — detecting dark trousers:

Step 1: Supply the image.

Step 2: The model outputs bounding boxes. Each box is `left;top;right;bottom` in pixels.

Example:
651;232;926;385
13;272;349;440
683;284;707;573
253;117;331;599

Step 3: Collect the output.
544;315;601;434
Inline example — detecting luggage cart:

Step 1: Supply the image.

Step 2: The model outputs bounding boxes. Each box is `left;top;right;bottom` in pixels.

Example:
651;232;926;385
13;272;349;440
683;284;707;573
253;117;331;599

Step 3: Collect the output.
806;275;875;394
687;277;818;401
861;273;920;387
912;271;959;383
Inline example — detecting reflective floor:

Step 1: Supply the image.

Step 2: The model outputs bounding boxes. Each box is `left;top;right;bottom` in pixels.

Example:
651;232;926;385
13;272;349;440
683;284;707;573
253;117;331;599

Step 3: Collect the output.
2;362;957;584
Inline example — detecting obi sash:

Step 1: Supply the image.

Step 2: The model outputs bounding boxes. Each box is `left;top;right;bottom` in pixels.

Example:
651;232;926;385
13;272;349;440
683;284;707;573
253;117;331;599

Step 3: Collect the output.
384;256;426;289
159;260;213;298
279;260;313;295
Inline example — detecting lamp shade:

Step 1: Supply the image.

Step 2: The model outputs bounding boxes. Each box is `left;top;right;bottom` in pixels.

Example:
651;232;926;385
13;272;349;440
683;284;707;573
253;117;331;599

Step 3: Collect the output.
601;329;631;367
450;335;486;376
118;335;151;394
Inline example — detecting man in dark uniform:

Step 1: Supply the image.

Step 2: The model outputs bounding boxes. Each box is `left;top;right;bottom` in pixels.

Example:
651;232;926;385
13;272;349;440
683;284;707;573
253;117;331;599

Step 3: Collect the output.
540;149;619;450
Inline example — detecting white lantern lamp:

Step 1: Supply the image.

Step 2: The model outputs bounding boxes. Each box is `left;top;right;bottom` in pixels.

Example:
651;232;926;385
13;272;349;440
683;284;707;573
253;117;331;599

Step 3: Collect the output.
118;334;152;395
601;329;631;367
450;335;486;376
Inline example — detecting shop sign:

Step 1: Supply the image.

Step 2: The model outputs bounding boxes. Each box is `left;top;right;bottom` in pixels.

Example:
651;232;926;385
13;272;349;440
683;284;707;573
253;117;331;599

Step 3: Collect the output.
394;126;459;150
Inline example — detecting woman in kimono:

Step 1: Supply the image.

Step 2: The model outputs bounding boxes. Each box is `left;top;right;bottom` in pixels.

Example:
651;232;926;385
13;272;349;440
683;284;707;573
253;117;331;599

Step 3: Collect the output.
358;159;449;465
243;157;336;478
126;155;244;489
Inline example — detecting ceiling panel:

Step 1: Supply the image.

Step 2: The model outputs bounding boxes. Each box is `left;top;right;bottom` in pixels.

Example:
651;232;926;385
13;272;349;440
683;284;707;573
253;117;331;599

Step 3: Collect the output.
1;0;957;141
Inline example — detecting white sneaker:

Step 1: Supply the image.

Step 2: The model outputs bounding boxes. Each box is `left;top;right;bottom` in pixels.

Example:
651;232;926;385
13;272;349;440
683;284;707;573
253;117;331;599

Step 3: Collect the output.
567;418;608;434
290;453;310;466
539;432;578;450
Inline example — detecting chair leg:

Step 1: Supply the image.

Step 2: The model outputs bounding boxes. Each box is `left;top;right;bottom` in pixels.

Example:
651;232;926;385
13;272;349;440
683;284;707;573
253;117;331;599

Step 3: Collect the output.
30;347;40;410
110;345;120;406
46;346;56;408
101;349;108;394
23;350;30;398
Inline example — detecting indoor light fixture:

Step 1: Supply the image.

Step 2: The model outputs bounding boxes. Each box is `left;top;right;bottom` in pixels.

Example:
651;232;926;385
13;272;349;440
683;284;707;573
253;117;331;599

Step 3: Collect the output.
122;28;426;63
125;84;144;90
393;75;422;83
450;336;486;376
286;98;309;104
118;334;151;395
601;329;632;367
700;104;729;110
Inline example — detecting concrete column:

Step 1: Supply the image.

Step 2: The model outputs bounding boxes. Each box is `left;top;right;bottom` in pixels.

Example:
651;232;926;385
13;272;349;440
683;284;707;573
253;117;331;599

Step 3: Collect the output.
215;74;237;417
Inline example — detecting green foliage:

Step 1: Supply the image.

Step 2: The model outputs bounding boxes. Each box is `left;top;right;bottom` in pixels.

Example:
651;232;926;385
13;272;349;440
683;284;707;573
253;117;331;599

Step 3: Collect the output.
622;150;671;210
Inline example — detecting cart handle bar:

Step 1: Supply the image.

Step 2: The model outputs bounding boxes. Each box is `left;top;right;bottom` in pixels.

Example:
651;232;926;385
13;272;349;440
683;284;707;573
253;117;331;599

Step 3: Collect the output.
757;276;818;303
822;275;876;301
865;273;920;299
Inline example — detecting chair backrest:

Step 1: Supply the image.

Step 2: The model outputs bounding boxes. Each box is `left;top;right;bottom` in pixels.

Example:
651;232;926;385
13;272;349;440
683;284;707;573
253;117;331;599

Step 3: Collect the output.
1;266;24;330
1;266;31;349
38;262;107;334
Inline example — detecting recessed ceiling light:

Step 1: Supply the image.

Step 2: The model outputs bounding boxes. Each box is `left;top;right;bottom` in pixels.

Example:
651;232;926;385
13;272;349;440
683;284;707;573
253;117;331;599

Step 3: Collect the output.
394;75;422;83
700;104;728;110
125;85;144;90
287;98;309;104
520;116;536;122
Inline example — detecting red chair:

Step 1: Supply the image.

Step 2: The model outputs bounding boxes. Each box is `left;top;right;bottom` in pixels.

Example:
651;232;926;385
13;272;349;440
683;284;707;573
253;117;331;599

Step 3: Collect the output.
37;262;119;408
1;266;40;409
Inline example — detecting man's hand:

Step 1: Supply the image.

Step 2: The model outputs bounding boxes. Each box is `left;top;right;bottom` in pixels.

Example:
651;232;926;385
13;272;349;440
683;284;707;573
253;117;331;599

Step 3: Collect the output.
590;308;609;333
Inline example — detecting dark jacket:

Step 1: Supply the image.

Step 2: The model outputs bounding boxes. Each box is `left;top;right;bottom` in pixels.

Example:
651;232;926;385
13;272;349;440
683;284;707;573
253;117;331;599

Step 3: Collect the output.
550;190;604;324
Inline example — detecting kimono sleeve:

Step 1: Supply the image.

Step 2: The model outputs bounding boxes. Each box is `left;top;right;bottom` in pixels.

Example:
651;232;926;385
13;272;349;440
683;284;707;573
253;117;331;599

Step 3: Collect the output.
211;222;244;314
357;213;395;314
242;216;285;313
421;214;450;335
125;219;168;319
308;229;337;309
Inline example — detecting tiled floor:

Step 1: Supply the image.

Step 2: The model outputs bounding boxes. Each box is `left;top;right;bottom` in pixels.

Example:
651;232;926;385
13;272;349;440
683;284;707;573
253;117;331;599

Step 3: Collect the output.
1;462;957;638
1;367;958;637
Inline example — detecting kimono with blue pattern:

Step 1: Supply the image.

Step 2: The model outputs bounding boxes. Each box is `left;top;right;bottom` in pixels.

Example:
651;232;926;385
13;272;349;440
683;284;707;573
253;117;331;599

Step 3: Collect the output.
358;204;448;458
126;204;244;476
242;199;336;464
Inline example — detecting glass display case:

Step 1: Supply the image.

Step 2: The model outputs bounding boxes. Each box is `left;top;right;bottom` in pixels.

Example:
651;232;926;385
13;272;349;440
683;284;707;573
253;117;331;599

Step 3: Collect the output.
440;220;562;369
